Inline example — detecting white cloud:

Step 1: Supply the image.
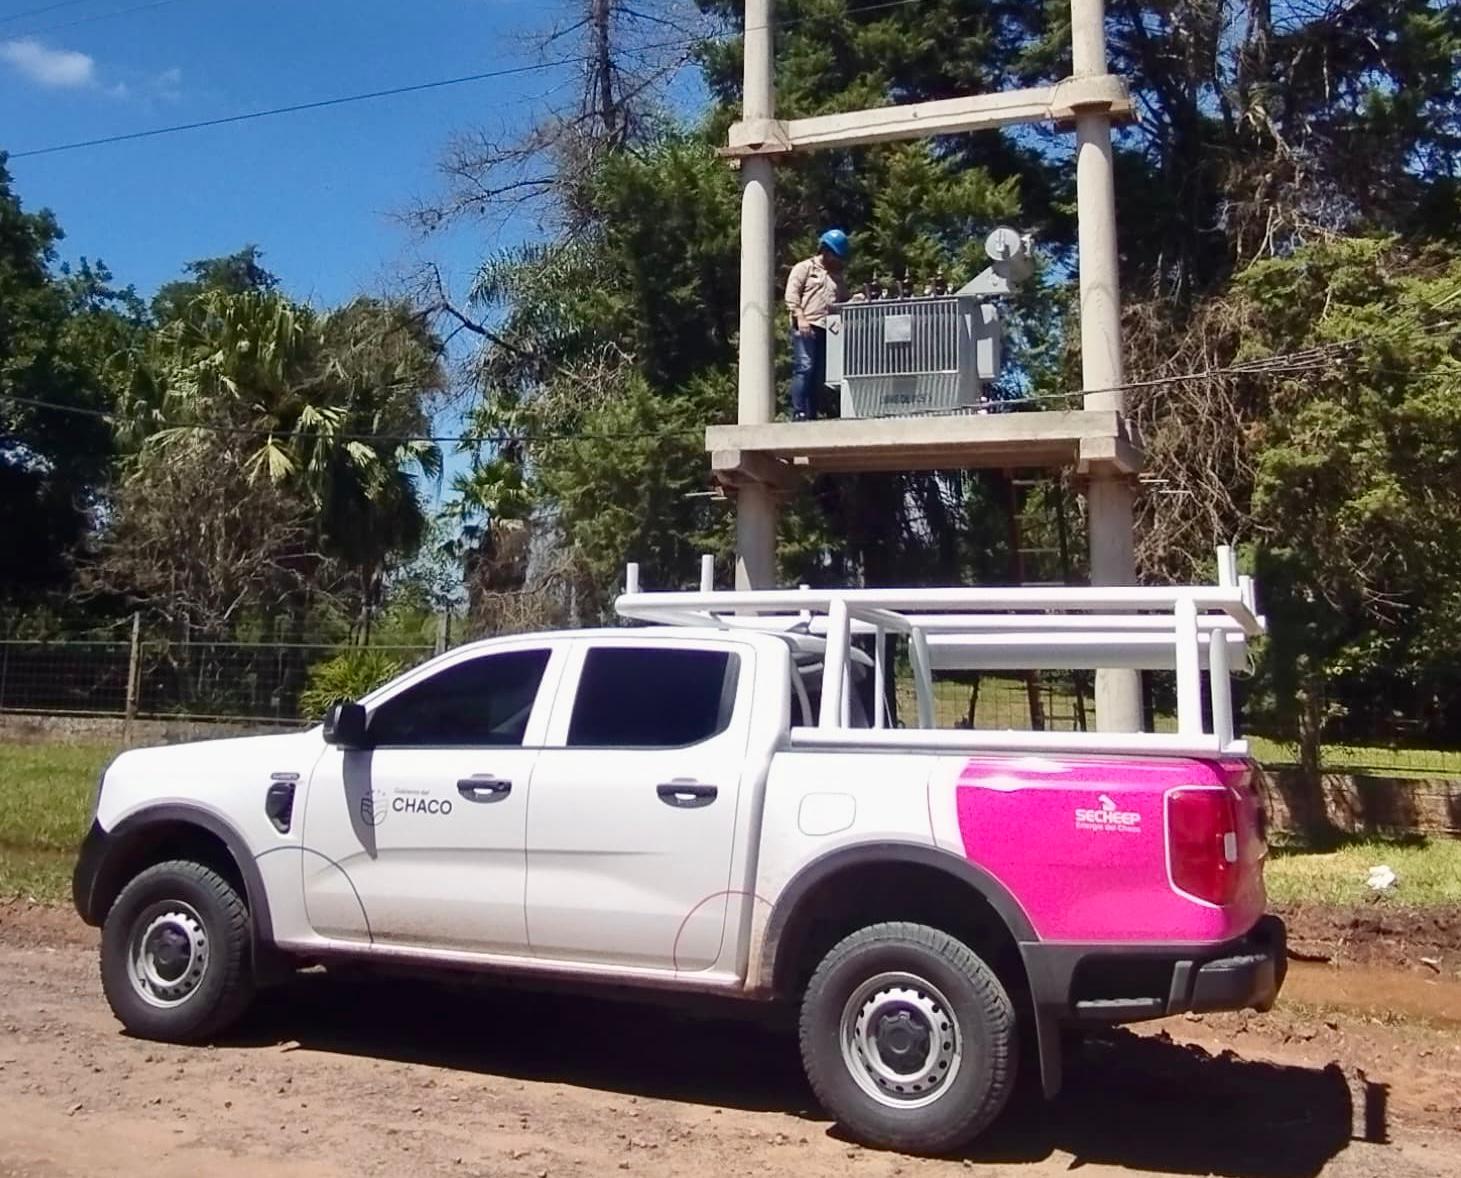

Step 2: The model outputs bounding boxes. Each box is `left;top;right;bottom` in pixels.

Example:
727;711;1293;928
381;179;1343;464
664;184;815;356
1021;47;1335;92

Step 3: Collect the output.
0;38;96;89
149;66;182;100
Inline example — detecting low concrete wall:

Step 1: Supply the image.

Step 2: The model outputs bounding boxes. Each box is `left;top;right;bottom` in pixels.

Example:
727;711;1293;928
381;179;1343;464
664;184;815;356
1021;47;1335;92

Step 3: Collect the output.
1258;767;1461;837
0;711;297;748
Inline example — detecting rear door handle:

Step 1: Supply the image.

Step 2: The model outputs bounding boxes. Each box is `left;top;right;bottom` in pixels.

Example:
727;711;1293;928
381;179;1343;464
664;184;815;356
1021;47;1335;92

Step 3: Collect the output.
656;781;717;809
457;776;512;802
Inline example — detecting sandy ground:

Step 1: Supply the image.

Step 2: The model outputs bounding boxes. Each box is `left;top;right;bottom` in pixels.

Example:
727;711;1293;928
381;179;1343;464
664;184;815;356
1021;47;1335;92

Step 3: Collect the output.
2;901;1461;1178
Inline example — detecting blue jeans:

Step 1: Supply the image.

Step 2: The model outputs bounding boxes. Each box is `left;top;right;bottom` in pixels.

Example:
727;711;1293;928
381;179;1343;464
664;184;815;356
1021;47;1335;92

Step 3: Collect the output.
790;325;825;420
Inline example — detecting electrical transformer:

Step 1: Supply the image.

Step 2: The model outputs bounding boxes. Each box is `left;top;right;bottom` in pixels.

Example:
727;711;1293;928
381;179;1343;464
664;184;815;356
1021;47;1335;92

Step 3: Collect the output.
824;227;1034;419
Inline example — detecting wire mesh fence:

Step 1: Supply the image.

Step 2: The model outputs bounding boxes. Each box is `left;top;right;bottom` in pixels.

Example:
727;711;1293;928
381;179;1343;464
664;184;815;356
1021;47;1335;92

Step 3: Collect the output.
0;636;436;727
2;630;1459;777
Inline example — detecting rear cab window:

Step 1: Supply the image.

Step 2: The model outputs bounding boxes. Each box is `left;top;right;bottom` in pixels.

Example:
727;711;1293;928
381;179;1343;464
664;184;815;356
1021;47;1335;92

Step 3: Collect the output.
566;646;741;748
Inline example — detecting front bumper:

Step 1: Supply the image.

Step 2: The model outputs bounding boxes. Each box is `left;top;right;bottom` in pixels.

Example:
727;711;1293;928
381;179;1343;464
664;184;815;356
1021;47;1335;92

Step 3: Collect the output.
72;818;110;926
1022;914;1288;1025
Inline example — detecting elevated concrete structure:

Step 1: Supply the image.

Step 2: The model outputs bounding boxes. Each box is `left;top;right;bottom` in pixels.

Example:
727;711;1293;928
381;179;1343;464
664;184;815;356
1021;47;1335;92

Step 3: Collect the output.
723;0;1145;732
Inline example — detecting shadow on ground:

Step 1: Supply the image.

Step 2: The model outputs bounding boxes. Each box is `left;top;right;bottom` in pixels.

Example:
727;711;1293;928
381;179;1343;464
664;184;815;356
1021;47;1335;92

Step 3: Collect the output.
236;970;1367;1178
974;1030;1372;1177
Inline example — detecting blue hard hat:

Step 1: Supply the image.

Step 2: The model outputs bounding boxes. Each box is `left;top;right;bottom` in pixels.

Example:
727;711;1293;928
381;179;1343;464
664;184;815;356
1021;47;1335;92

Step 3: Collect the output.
818;228;850;258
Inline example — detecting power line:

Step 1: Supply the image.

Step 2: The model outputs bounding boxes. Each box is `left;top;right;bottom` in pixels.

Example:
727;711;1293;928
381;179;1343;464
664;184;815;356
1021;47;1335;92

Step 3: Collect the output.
11;0;179;37
9;0;934;160
10;58;584;159
0;0;93;24
0;388;704;445
0;340;1399;450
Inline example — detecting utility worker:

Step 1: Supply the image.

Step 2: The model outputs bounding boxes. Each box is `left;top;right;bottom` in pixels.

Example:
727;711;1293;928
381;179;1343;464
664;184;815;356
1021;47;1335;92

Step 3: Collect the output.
785;228;850;420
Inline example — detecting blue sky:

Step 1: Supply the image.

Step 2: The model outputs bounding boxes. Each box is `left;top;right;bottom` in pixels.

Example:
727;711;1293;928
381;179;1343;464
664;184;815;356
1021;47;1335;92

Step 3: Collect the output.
1;0;643;307
3;0;708;495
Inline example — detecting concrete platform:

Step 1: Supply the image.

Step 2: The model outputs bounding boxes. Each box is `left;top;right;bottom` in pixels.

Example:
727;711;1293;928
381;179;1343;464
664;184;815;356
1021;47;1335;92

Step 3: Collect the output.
707;409;1142;489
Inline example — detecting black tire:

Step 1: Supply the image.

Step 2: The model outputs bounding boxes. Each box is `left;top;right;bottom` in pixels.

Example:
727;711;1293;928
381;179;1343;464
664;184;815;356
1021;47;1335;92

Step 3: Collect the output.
799;921;1017;1155
99;860;256;1042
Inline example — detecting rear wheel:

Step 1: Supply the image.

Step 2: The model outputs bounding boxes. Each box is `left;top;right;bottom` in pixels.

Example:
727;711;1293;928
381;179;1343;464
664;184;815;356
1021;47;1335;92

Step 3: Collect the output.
100;860;256;1042
799;921;1017;1154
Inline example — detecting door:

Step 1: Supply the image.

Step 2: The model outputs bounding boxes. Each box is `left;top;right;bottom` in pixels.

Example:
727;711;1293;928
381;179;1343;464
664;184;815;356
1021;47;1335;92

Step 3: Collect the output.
301;643;562;952
526;640;752;971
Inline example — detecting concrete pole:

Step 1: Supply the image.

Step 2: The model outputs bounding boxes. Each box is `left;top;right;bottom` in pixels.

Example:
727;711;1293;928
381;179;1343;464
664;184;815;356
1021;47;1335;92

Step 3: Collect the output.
735;0;778;590
1072;0;1142;731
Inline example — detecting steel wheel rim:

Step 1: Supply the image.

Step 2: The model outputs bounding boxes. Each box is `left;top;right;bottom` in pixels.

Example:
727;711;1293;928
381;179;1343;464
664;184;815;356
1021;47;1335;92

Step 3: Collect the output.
128;901;209;1009
838;970;963;1109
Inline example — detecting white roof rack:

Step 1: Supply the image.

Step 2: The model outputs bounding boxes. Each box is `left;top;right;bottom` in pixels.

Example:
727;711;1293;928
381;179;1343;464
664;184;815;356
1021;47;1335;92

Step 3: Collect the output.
615;547;1263;761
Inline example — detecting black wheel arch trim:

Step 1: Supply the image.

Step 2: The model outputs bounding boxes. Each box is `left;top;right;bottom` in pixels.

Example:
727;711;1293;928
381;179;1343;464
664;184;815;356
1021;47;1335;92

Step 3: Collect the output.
73;804;276;954
756;840;1040;995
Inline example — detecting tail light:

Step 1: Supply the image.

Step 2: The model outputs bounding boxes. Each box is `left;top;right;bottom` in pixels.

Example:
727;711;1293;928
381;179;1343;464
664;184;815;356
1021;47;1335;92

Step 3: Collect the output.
1167;787;1240;905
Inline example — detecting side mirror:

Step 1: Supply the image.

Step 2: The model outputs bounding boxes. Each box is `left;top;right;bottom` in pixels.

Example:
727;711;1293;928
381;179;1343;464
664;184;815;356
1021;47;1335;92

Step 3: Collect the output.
322;701;369;749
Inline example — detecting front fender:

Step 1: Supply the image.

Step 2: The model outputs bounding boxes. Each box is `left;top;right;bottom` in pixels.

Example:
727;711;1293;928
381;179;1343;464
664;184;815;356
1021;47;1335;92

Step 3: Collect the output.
73;803;277;956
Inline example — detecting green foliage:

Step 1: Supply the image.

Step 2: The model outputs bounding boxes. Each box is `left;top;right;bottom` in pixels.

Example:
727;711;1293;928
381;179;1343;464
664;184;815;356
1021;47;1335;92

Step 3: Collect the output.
0;156;138;603
1236;239;1461;749
536;371;735;611
299;649;407;719
105;285;444;640
151;244;278;324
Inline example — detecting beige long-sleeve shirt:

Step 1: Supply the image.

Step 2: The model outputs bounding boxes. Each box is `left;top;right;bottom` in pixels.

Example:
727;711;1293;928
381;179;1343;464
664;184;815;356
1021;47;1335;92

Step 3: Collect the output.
784;255;848;328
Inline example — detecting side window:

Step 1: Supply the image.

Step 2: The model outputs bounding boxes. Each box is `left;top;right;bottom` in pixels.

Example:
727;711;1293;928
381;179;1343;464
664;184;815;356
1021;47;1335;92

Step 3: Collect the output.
567;647;739;748
368;648;551;747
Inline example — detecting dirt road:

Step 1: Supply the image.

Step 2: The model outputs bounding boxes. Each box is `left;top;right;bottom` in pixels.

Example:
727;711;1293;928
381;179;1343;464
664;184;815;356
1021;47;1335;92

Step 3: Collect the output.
2;903;1460;1178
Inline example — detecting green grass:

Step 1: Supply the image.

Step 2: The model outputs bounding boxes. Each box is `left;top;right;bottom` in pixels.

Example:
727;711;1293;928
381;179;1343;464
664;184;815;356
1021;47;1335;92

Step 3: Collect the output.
0;741;114;902
1266;837;1461;907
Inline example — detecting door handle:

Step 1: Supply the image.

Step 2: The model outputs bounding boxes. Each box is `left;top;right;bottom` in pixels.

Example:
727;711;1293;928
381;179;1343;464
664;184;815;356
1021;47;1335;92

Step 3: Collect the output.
457;776;512;802
656;781;717;809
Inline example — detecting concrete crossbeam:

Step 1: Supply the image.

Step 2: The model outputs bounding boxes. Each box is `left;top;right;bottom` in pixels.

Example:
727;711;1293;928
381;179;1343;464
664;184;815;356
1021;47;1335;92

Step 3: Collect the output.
723;75;1132;158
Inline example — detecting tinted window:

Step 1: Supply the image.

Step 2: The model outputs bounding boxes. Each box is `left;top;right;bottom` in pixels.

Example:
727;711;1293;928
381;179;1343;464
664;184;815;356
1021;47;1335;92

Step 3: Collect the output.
369;649;550;747
567;647;738;748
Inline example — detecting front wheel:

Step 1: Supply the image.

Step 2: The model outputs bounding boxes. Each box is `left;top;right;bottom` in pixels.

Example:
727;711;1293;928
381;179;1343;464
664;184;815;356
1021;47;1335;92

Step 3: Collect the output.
100;859;256;1042
799;922;1017;1154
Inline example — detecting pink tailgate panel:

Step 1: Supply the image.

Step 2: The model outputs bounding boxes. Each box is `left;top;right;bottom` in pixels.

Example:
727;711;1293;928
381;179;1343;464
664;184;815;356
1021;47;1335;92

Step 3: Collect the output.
955;756;1266;943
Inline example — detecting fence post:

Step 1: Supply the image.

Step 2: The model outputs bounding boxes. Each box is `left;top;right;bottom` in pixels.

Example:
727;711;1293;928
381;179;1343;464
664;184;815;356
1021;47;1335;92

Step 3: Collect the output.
435;612;449;656
123;612;141;748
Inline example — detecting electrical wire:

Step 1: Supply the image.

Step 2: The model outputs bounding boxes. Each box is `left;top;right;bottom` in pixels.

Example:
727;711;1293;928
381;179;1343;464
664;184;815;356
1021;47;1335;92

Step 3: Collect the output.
0;0;94;24
0;340;1411;450
9;0;181;37
10;59;585;159
9;0;935;159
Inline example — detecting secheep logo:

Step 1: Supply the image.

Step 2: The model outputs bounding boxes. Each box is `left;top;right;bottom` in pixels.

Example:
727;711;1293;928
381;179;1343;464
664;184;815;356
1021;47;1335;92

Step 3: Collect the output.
359;790;389;827
1075;793;1142;833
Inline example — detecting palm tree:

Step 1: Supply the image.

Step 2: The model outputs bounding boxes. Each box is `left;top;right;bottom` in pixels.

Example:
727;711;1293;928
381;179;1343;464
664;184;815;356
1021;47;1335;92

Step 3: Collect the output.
120;289;444;641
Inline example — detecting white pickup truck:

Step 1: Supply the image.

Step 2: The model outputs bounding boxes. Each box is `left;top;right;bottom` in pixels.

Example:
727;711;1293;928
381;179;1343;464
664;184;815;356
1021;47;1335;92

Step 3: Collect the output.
74;558;1286;1154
